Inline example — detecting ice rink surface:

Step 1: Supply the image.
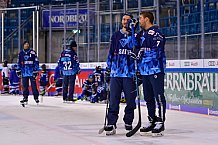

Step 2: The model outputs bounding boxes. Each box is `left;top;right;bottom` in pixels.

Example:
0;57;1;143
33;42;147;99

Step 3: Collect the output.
0;95;218;145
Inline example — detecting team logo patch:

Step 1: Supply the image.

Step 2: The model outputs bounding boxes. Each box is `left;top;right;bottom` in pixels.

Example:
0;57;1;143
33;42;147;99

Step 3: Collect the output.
24;55;30;60
119;38;128;47
148;30;155;35
30;51;36;54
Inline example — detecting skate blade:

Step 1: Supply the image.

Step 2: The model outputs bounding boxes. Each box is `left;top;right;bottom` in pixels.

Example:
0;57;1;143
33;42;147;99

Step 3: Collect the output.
140;131;152;136
106;130;116;136
152;132;164;137
98;127;105;134
21;103;25;107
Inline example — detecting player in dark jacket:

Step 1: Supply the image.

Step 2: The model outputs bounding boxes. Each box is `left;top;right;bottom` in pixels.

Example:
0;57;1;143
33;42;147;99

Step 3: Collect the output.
58;40;80;102
39;64;48;96
54;65;63;96
77;74;96;101
9;64;20;95
17;40;39;105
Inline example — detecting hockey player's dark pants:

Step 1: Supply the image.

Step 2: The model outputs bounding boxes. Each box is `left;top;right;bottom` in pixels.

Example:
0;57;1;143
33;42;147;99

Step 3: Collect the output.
142;73;166;122
107;77;137;126
22;77;39;100
3;77;9;93
63;75;76;101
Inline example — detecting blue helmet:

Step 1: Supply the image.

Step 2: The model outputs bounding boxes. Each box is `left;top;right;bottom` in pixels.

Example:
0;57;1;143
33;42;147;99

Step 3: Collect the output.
88;74;94;79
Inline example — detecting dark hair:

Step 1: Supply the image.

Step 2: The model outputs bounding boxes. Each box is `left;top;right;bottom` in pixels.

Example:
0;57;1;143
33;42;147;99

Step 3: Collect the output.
23;40;30;45
140;11;154;24
122;13;133;19
70;40;77;48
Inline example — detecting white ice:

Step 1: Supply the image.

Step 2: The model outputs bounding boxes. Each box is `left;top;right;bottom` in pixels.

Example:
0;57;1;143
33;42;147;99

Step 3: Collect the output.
0;95;218;145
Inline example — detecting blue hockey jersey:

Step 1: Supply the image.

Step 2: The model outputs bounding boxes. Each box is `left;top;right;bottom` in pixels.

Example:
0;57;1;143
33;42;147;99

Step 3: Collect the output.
17;48;39;77
137;26;166;75
9;69;20;85
54;65;63;83
93;70;104;86
106;29;136;78
58;48;80;76
40;71;48;86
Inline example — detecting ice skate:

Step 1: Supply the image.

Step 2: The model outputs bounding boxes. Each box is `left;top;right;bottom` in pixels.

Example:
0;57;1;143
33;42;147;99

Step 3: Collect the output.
20;99;28;107
140;116;156;136
125;124;132;131
152;122;164;137
35;99;40;105
105;125;116;136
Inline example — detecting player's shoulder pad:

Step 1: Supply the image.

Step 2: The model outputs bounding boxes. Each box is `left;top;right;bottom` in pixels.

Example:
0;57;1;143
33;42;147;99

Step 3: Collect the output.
30;50;36;55
148;29;156;35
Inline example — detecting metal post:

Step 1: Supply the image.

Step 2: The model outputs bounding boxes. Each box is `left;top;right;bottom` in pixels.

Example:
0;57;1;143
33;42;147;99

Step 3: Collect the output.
76;2;79;55
185;33;187;59
33;11;35;50
138;0;141;15
96;0;100;62
1;12;4;62
156;0;160;26
49;5;52;62
18;9;21;51
177;0;181;60
63;4;66;50
87;0;90;62
123;0;127;13
110;0;112;39
36;6;39;57
200;0;205;59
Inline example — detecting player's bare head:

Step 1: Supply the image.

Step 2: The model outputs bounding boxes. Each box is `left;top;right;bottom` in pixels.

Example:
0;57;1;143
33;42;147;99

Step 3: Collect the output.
23;40;30;49
139;11;154;28
122;13;133;29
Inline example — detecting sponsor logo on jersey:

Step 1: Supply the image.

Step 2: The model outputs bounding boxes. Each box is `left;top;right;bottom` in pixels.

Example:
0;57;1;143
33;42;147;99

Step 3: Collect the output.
24;61;33;64
118;49;132;55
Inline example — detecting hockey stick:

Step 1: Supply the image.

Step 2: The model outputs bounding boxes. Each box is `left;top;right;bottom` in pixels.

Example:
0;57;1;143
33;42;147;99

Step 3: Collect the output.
126;59;141;137
40;83;56;103
126;20;141;137
98;83;110;134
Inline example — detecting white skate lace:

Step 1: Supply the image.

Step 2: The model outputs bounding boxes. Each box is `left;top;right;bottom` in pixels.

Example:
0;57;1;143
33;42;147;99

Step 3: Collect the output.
153;122;162;130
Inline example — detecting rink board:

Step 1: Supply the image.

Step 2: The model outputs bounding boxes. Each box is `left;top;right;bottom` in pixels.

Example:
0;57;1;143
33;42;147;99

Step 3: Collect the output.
1;59;218;116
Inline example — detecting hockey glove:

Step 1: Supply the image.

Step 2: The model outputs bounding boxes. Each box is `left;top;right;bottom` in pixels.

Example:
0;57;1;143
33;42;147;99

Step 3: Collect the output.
16;70;22;78
33;71;38;79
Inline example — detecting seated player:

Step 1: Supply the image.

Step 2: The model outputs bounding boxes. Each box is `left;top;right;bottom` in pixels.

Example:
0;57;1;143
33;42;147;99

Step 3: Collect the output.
9;64;20;95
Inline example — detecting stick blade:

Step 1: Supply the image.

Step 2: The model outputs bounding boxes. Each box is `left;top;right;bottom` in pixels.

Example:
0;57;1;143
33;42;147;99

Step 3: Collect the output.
98;127;105;134
126;122;141;137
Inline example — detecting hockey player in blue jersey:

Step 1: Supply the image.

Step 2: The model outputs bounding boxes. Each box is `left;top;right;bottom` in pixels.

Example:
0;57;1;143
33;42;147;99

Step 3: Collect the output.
104;13;137;135
92;66;106;102
18;40;40;106
58;40;80;102
9;64;20;95
78;74;96;101
39;64;48;96
137;11;166;136
54;65;63;96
